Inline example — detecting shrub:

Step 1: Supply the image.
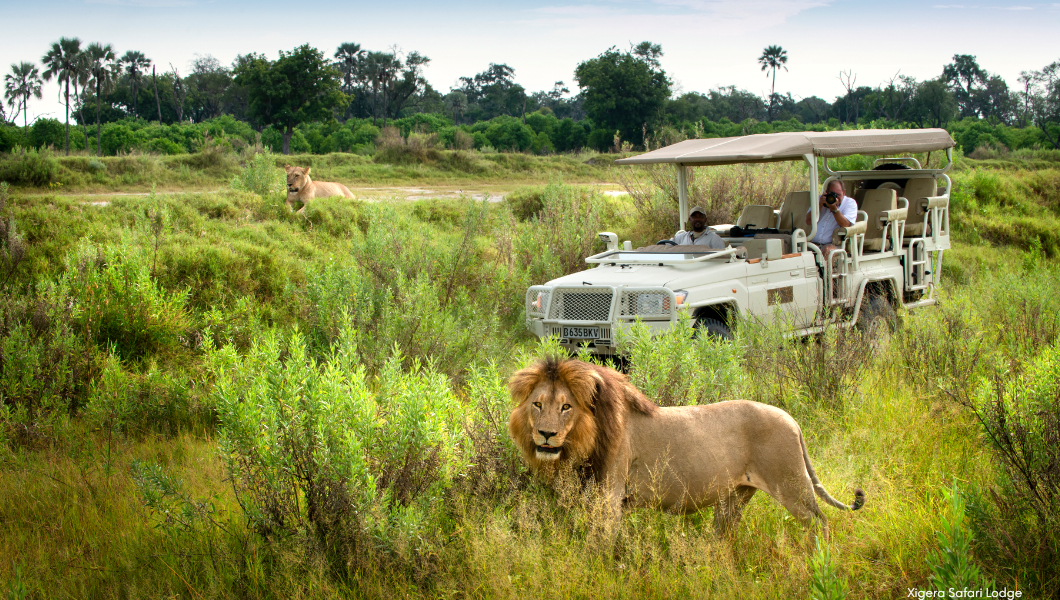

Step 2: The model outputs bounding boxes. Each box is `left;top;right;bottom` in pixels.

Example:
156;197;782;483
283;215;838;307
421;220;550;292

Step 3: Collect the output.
100;123;135;156
373;126;441;165
809;538;849;600
618;319;743;407
741;317;869;413
210;327;466;564
587;128;616;152
0;146;59;186
510;183;607;280
929;482;992;591
142;137;184;156
230;149;285;198
27;118;66;150
61;238;190;362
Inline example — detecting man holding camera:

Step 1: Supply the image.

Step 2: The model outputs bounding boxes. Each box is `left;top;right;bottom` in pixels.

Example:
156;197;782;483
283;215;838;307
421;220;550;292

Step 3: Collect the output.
806;180;857;254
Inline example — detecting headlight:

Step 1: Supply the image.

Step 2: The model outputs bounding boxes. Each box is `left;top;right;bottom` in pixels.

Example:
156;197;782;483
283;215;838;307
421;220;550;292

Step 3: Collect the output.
532;291;546;314
663;290;688;311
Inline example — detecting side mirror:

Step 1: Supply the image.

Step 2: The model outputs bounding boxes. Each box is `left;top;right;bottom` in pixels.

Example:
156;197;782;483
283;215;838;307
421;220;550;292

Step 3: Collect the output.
598;232;618;251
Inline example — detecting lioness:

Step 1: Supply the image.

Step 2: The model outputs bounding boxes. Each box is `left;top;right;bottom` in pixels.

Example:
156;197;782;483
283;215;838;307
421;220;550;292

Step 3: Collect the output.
508;358;864;536
284;165;354;213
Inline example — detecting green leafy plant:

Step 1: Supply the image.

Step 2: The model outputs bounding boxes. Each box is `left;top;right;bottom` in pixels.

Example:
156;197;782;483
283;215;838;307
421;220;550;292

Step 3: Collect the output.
209;325;467;563
809;537;849;600
929;481;991;591
229;149;284;198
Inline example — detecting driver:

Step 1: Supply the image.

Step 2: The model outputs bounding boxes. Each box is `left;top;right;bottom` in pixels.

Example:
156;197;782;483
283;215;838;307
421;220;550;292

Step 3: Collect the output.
672;206;726;249
806;180;857;254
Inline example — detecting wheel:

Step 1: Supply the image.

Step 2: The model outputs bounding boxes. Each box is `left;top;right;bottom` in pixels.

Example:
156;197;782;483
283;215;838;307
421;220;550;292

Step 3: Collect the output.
693;317;733;341
656;239;678;246
857;295;896;352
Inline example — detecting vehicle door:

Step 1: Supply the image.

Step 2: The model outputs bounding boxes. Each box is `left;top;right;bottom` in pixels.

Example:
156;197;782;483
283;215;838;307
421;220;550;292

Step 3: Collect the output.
744;252;821;328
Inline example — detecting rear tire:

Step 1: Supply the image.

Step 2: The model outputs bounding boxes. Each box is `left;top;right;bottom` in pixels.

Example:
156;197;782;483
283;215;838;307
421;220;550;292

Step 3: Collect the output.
694;317;733;341
857;294;896;353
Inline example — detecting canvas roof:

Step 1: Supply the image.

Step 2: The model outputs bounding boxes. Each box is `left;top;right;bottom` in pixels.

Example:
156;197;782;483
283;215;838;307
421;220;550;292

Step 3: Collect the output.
614;129;956;166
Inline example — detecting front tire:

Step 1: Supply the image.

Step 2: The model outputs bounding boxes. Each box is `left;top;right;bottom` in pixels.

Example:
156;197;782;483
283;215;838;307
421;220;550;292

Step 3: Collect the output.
694;317;733;341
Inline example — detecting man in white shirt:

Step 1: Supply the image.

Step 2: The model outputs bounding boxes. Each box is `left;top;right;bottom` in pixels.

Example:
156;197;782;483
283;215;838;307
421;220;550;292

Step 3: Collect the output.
672;206;726;249
806;180;858;254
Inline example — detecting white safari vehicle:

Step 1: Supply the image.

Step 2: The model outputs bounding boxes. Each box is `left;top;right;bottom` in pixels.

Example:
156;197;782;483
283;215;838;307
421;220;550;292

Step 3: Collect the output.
525;129;956;353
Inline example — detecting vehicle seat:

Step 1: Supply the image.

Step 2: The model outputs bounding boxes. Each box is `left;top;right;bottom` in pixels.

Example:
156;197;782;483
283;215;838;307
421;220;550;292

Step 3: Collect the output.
737;205;778;229
777;191;812;232
862;189;897;252
902;177;938;237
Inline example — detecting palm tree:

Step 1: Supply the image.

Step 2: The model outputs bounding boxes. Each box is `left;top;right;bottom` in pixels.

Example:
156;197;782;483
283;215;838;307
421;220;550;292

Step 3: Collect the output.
41;37;82;155
758;45;788;122
86;43;118;156
334;43;363;121
4;62;43;129
120;50;151;119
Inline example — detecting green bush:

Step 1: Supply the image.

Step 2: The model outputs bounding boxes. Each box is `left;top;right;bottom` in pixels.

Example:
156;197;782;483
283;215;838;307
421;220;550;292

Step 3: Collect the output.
61;239;190;362
587;128;616;152
142;137;185;156
0;146;59;186
210;327;466;562
230;150;285;198
618;319;742;407
0;123;26;152
483;116;534;152
929;482;991;591
100;123;136;156
809;538;849;600
27;119;66;150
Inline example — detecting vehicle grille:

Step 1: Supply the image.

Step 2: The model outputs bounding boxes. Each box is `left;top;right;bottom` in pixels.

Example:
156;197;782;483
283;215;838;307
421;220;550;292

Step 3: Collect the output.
619;290;671;319
547;288;614;321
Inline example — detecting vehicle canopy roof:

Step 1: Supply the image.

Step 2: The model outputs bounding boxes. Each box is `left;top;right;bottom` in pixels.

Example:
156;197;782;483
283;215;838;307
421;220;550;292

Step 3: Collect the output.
614;128;956;166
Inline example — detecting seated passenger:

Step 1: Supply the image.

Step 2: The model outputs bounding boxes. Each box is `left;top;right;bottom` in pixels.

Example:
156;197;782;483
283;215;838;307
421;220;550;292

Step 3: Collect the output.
672;206;726;249
805;180;857;254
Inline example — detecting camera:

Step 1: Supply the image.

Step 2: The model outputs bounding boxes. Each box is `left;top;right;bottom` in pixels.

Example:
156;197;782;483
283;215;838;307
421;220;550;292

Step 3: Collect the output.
824;191;839;206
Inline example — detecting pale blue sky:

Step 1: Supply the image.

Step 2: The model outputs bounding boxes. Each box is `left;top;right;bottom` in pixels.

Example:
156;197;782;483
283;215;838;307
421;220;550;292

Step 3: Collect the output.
4;0;1058;123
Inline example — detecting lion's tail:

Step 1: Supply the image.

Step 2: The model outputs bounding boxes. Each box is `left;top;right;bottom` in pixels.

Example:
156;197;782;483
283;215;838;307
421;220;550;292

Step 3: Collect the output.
800;431;865;511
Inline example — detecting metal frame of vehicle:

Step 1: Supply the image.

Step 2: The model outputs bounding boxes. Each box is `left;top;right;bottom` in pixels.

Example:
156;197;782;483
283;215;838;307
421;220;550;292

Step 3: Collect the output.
524;129;956;354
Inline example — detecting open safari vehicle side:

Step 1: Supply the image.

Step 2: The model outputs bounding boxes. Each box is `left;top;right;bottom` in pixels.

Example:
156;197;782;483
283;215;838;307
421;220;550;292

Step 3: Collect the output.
524;129;956;353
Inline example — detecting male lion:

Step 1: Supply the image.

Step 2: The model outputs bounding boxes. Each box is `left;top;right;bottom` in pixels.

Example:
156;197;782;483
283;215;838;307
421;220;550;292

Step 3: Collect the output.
283;165;354;213
508;358;864;536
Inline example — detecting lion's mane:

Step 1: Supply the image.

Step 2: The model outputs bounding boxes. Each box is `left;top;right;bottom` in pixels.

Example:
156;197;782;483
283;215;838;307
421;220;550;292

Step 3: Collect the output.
507;357;657;480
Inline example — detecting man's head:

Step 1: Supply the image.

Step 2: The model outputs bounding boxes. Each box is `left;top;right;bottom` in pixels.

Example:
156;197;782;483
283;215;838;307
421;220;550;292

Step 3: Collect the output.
826;180;845;196
689;207;707;232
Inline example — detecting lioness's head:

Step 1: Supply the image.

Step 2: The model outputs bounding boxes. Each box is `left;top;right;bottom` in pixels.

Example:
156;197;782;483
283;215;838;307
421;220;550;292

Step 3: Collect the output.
284;165;311;194
508;358;601;466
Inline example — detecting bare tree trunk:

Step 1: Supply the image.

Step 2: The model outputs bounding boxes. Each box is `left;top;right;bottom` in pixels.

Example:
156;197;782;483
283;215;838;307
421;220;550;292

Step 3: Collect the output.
153;66;162;122
95;80;102;156
282;124;292;155
64;76;70;156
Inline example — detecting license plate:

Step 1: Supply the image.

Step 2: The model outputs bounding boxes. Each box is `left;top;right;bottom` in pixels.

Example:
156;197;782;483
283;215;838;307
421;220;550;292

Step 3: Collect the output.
562;326;600;339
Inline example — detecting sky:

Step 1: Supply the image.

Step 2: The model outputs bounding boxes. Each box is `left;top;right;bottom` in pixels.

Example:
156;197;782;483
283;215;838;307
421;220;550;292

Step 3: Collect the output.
3;0;1059;124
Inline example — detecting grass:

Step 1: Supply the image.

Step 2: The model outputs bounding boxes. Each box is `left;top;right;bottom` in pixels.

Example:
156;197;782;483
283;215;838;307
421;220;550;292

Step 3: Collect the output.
2;147;614;196
1;152;1058;598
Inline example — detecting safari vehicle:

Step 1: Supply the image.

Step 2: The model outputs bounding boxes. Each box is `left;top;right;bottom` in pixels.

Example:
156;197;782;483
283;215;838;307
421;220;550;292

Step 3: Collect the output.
524;129;956;353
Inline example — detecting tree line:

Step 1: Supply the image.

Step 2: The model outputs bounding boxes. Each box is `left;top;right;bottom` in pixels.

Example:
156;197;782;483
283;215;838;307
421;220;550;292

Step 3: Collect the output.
3;37;1059;155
